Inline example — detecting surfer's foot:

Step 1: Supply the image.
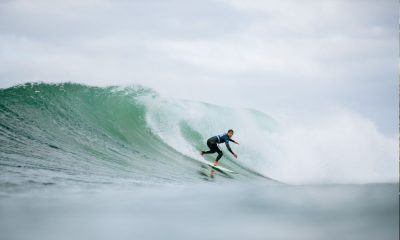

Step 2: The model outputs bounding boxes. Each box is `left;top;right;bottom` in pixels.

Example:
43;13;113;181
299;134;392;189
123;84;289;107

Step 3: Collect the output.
213;160;219;166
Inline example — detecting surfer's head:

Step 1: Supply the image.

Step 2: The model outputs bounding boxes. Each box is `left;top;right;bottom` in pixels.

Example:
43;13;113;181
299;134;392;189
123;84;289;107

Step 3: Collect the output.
227;129;234;138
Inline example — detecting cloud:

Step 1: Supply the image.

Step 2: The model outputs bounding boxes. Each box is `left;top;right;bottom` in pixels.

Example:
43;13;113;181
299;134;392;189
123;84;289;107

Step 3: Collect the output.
0;0;397;137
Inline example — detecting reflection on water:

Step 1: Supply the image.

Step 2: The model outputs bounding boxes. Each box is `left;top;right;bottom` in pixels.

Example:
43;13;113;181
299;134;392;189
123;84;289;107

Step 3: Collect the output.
0;182;397;240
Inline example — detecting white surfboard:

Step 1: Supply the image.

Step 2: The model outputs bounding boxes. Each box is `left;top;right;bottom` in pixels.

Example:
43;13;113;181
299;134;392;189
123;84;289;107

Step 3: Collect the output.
205;162;236;174
197;158;236;174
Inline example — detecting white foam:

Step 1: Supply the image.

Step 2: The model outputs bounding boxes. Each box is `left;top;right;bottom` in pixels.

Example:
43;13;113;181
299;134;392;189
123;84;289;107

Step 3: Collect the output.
140;96;397;184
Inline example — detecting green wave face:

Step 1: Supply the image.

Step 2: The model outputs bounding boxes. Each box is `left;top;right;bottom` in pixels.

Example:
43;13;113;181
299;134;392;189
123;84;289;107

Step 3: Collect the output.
0;83;279;188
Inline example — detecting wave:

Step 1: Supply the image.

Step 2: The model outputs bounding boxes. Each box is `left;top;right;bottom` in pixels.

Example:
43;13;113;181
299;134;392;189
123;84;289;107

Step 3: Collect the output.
0;82;279;188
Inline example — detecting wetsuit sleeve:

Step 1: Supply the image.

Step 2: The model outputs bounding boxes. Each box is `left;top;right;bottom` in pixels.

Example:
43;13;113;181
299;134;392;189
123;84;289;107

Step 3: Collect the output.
229;138;237;143
225;141;235;155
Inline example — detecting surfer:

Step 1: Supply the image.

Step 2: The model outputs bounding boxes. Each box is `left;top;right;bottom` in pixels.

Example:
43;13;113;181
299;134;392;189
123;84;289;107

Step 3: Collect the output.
201;129;239;166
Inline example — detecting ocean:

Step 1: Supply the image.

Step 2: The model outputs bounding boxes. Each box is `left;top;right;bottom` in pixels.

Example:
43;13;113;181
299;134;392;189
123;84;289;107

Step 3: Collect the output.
0;82;398;240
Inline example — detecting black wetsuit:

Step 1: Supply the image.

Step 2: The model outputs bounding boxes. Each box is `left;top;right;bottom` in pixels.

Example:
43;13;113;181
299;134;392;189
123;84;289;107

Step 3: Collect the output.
202;133;236;161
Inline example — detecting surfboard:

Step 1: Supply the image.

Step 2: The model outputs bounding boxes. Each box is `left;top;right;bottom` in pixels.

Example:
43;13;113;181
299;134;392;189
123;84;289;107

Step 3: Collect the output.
198;158;236;174
206;162;236;174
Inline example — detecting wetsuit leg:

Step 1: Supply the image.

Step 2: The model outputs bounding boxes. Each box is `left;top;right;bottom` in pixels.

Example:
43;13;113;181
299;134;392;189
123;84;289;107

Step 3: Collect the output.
202;149;215;154
215;148;223;161
202;140;218;154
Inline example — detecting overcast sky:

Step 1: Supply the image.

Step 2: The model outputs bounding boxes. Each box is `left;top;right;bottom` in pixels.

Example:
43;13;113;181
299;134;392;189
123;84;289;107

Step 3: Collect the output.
0;0;398;136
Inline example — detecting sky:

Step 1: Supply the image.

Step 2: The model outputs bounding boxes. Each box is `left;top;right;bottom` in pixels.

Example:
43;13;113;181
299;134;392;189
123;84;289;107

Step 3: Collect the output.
0;0;398;137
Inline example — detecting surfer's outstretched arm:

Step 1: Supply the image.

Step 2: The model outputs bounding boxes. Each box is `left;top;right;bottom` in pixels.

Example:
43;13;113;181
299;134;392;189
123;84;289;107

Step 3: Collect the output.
229;138;239;144
225;141;237;158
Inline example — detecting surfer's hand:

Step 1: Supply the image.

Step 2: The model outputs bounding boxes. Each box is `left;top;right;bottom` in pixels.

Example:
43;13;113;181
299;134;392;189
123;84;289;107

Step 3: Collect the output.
233;153;237;158
235;142;239;145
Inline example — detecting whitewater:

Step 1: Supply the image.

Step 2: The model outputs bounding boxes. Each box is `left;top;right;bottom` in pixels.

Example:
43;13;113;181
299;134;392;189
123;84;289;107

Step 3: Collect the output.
0;82;398;240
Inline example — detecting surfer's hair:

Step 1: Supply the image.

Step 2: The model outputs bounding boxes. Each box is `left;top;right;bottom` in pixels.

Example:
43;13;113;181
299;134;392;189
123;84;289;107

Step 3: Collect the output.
227;129;234;134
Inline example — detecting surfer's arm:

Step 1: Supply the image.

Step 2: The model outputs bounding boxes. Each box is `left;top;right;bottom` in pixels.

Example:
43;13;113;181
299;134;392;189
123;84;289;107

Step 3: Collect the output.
229;138;239;144
225;142;235;155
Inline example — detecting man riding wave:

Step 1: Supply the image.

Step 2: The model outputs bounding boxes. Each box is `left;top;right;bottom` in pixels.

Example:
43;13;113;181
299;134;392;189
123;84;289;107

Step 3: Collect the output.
201;129;239;166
